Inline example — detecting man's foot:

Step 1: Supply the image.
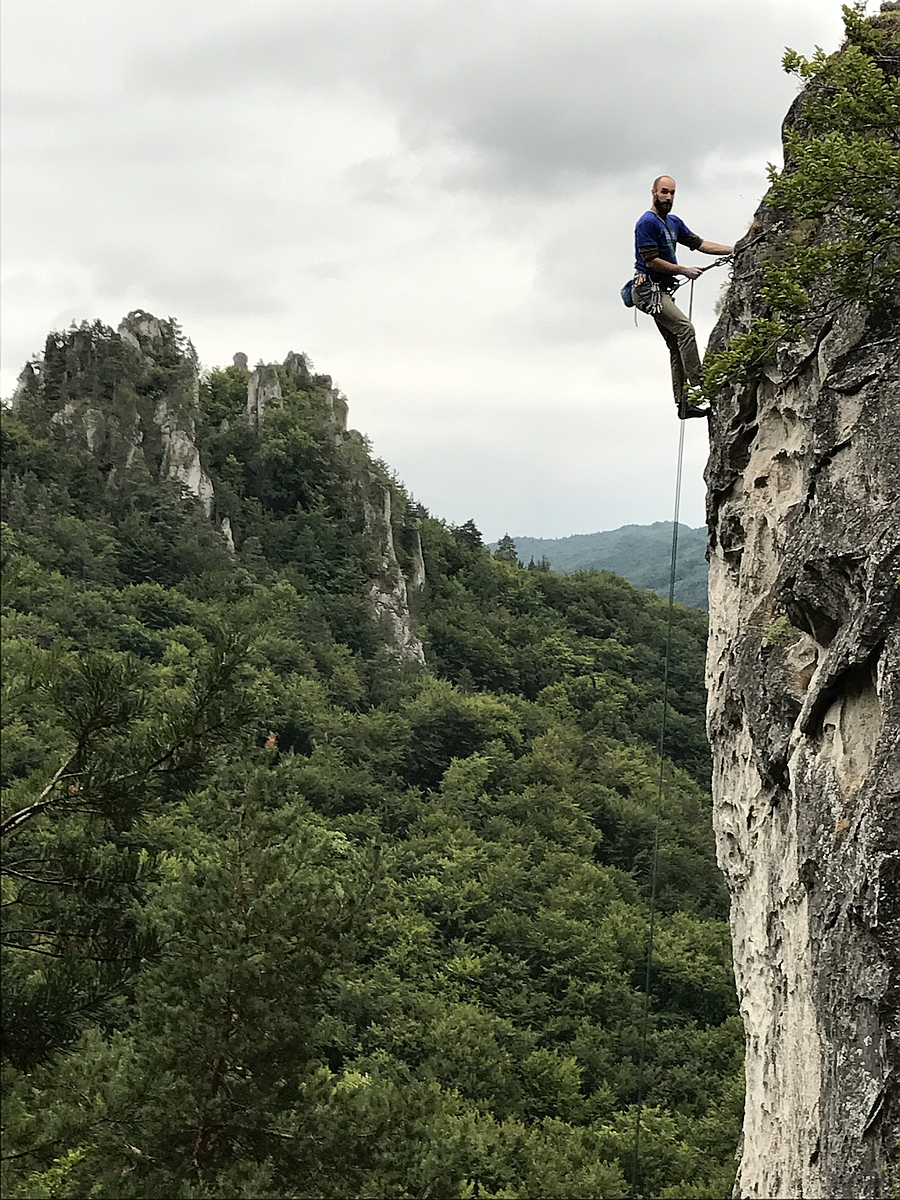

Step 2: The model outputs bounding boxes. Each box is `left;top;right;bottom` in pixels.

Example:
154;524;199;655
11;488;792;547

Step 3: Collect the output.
679;403;711;420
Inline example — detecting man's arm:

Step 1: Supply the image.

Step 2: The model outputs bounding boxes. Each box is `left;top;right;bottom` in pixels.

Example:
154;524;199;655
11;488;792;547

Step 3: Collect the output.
638;252;703;280
697;240;732;255
639;236;734;279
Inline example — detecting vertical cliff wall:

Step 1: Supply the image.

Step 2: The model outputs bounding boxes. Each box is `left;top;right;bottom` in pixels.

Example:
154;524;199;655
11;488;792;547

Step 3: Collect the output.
704;20;899;1197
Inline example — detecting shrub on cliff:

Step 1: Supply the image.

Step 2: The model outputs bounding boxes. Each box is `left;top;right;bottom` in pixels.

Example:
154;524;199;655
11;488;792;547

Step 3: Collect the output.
703;2;900;397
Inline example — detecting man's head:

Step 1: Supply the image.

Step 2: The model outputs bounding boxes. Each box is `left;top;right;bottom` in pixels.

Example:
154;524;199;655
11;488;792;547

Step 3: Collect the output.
652;176;676;216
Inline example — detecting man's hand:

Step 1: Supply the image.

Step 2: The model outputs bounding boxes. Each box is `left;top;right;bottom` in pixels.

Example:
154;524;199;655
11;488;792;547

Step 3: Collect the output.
640;258;702;280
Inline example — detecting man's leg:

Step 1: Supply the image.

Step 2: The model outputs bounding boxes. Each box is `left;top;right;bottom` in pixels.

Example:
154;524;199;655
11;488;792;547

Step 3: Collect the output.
653;291;703;405
656;322;686;407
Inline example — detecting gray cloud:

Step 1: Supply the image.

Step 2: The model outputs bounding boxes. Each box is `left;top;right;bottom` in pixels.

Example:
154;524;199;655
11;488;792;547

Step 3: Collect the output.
1;0;851;537
129;0;832;192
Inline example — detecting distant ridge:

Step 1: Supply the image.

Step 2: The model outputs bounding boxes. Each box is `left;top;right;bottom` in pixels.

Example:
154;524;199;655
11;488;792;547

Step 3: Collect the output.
495;522;709;609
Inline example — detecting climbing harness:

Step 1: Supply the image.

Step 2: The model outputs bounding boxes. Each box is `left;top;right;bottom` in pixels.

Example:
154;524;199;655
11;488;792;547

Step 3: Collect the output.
629;282;694;1198
632;275;663;316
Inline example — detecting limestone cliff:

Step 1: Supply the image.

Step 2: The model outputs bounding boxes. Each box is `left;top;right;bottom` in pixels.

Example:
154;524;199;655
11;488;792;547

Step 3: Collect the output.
360;472;426;665
241;352;424;663
704;23;900;1197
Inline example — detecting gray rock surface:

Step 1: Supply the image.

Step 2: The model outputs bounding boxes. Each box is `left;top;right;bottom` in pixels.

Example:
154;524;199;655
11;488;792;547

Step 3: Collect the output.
361;478;425;664
220;516;235;552
245;363;283;426
704;170;899;1200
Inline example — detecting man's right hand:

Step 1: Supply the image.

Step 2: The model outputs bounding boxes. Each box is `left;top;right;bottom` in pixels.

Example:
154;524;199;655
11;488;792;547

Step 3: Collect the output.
680;266;702;280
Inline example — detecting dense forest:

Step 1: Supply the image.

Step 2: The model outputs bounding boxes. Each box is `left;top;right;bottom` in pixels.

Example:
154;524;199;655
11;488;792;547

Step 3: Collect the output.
0;319;741;1198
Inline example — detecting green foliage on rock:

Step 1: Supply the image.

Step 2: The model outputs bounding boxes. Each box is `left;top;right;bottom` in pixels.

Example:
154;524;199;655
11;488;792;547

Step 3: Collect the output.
703;3;900;398
1;321;739;1197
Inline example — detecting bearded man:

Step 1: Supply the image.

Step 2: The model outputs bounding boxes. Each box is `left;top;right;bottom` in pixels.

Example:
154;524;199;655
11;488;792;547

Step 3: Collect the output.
633;175;732;418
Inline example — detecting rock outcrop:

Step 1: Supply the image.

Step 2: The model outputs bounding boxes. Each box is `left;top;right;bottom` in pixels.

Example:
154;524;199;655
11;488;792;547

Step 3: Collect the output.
245;352;349;445
704;64;899;1200
360;473;426;665
245;363;284;427
245;352;422;663
13;311;215;515
10;317;425;665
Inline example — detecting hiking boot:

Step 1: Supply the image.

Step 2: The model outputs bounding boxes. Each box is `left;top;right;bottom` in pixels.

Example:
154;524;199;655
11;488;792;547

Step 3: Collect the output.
679;403;711;420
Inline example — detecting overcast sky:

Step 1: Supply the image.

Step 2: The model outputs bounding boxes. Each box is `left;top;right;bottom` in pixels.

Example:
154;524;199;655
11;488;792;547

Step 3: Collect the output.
2;0;850;539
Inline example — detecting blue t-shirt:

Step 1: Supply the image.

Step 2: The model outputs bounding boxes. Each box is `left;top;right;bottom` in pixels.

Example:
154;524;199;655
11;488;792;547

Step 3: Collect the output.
634;211;700;283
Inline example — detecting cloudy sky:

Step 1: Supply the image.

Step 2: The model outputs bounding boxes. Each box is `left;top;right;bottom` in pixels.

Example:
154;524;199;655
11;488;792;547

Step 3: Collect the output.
2;0;850;539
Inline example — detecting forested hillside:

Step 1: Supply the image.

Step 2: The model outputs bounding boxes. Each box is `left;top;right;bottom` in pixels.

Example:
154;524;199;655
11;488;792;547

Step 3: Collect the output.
0;318;740;1199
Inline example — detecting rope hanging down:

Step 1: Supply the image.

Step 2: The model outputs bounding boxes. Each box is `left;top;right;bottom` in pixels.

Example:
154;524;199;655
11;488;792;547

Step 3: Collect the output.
629;279;694;1199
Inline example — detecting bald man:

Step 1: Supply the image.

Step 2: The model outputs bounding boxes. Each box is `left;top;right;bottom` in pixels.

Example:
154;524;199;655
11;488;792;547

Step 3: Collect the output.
633;175;732;418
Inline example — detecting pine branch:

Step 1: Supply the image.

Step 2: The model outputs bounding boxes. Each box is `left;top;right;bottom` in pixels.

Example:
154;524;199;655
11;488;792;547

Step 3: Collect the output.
1;940;147;962
0;758;82;839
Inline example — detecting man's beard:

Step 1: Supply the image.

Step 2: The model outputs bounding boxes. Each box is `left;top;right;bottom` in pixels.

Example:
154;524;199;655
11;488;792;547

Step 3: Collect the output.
656;198;673;213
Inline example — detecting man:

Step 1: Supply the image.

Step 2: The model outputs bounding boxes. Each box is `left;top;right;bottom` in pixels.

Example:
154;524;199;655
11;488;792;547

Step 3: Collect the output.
634;176;732;418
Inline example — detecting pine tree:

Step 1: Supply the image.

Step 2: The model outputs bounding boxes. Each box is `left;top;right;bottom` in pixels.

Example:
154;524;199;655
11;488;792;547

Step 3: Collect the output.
493;534;519;564
1;631;252;1068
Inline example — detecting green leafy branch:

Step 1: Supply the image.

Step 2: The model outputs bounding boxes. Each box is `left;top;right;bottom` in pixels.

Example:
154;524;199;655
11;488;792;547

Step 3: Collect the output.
703;4;900;399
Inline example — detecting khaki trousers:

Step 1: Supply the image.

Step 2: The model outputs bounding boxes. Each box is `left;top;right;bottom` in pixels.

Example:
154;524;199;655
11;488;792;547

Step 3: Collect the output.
653;289;702;406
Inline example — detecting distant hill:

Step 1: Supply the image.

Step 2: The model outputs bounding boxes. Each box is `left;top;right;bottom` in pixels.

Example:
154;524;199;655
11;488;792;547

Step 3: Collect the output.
497;523;709;609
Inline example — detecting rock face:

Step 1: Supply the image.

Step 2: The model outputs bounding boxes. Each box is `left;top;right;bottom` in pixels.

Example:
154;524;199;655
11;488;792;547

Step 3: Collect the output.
246;352;349;445
704;142;899;1200
359;471;426;665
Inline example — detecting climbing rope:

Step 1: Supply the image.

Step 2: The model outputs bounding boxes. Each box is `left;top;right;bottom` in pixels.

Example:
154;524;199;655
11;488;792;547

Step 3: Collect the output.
628;231;769;1191
629;280;694;1198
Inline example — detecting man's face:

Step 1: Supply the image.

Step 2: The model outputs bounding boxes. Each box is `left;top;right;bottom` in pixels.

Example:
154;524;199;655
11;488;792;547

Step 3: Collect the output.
653;178;676;215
